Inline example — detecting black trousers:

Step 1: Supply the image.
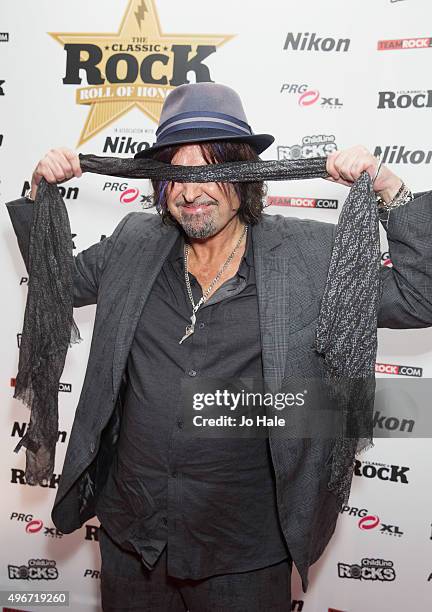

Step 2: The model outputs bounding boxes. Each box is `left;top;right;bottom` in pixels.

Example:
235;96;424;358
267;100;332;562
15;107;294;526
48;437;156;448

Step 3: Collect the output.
99;525;292;611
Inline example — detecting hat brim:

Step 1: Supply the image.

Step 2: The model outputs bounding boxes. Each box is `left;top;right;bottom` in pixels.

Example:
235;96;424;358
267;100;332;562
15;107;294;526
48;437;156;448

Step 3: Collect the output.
134;128;275;159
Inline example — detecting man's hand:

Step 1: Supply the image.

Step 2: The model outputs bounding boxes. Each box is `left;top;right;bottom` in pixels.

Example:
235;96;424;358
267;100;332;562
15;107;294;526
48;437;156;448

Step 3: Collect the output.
325;145;403;204
30;148;82;200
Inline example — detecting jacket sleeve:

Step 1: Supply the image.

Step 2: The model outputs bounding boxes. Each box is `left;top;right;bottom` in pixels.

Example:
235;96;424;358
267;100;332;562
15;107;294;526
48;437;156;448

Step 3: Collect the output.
5;197;136;308
375;190;432;328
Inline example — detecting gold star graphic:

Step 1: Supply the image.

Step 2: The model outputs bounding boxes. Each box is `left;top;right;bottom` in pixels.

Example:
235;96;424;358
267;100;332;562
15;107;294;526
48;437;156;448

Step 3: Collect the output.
50;0;234;146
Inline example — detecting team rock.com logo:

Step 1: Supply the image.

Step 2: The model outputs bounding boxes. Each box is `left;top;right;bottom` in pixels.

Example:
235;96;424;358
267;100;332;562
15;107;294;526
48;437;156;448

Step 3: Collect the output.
375;362;423;377
280;83;343;109
8;559;59;580
338;558;396;581
266;195;338;210
378;37;432;51
278;135;337;160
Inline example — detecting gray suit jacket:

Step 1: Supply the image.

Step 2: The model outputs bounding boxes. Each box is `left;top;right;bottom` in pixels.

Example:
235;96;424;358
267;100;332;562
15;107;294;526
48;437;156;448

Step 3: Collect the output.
6;190;432;590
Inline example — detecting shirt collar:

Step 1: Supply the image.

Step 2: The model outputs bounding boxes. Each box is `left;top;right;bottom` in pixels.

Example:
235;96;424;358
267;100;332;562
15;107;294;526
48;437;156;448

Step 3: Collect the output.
170;223;254;275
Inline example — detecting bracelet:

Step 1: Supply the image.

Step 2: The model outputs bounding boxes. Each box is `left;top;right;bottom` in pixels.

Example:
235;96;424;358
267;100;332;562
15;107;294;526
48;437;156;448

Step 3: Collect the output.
376;181;414;211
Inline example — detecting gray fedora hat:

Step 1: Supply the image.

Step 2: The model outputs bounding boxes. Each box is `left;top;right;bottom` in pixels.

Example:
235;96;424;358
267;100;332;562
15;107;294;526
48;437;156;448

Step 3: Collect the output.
134;82;274;159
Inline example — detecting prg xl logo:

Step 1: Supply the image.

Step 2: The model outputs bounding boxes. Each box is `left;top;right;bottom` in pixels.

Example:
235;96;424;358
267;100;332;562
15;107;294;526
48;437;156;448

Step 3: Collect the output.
280;83;343;109
50;0;233;145
102;181;153;208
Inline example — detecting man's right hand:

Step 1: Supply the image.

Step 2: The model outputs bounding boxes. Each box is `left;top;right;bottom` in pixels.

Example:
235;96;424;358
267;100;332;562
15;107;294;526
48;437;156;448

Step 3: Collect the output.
30;148;82;200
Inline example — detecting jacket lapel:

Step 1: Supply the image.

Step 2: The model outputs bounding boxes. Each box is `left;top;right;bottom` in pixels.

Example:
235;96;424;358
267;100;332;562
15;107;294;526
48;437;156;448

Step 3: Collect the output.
111;214;179;398
252;215;292;394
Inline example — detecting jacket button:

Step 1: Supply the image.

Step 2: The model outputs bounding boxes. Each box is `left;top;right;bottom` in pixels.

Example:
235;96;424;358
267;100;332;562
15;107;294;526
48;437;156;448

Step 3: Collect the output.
90;441;95;453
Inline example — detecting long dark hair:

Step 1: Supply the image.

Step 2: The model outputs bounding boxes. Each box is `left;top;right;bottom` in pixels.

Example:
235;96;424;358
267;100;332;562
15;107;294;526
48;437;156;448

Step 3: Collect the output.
150;141;267;226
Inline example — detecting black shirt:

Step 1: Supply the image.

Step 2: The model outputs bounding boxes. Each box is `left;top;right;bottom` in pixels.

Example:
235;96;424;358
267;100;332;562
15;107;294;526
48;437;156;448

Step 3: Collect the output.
97;223;289;579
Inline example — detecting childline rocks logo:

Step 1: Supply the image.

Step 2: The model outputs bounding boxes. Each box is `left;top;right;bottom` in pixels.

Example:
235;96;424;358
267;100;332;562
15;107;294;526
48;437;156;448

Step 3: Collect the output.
378;37;432;51
278;135;337;160
280;84;343;109
374;145;432;164
266;195;338;209
283;33;350;52
8;558;59;580
378;90;432;109
375;362;423;377
338;558;396;581
49;0;233;146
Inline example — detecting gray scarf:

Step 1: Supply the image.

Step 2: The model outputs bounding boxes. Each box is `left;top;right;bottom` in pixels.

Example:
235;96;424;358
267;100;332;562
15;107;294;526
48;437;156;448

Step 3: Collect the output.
12;154;380;510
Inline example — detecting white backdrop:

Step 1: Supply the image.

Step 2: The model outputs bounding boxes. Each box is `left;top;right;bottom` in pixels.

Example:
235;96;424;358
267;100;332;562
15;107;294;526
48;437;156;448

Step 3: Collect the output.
1;1;432;610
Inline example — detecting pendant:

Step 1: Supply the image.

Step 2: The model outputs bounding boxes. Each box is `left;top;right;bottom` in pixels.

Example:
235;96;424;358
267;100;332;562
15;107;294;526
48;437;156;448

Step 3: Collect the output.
179;312;196;344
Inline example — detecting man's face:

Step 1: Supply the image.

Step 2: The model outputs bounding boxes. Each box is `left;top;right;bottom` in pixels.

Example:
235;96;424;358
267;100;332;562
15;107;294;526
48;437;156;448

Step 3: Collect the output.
166;144;241;239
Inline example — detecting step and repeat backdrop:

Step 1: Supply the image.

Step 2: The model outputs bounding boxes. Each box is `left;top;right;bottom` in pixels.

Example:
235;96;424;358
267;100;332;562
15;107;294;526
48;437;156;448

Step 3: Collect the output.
1;0;432;610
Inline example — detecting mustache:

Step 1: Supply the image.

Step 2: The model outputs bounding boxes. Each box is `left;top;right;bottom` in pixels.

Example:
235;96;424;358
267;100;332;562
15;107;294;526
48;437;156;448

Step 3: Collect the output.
177;199;218;208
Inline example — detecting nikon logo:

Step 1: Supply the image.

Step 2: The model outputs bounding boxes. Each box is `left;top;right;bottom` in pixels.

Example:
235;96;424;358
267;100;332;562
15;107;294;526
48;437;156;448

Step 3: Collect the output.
283;32;350;52
103;136;151;155
374;145;432;164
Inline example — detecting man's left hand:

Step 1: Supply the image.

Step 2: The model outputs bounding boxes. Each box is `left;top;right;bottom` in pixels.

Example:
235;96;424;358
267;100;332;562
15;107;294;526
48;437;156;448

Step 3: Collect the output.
325;145;403;203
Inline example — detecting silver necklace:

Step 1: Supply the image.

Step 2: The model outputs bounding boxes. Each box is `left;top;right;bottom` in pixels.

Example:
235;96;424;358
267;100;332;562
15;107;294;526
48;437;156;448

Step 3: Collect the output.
179;224;248;344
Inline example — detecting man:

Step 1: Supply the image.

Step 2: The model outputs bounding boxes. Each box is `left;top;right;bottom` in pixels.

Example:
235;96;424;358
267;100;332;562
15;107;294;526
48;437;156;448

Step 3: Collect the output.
6;83;432;611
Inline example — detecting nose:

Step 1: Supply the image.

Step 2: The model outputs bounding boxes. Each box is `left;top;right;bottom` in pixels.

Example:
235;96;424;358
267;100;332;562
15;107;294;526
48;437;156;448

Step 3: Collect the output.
179;181;204;203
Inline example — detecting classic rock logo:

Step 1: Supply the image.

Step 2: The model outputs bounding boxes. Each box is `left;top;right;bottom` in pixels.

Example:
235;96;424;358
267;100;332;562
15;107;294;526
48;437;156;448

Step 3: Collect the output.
378;90;432;109
354;460;410;483
266;195;338;209
378;37;432;51
0;79;5;95
338;558;396;581
0;33;9;42
278;135;338;160
50;0;233;145
8;559;59;580
10;468;61;489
